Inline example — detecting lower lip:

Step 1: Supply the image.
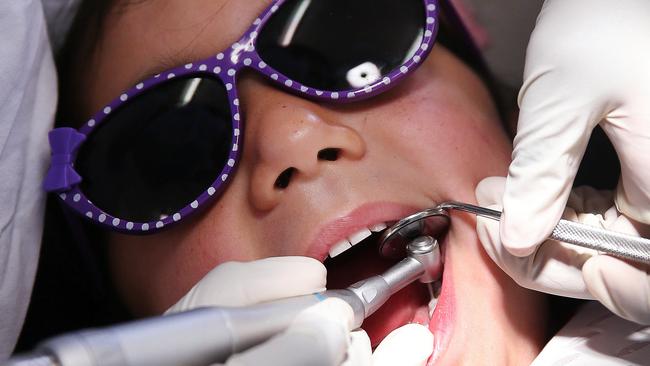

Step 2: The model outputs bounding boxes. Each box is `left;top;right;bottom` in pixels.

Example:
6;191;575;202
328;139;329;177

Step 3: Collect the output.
427;265;454;364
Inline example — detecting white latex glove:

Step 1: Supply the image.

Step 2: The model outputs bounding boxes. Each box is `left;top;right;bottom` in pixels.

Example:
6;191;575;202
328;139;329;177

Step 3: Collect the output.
227;316;433;366
369;324;433;366
167;256;344;366
225;297;354;366
502;0;650;256
165;256;327;311
477;177;650;324
167;256;434;365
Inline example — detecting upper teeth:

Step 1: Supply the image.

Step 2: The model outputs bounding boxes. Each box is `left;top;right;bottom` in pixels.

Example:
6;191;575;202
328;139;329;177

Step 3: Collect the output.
328;222;388;258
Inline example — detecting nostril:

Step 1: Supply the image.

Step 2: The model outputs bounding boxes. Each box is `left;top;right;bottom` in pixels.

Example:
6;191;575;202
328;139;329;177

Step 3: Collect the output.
317;148;341;161
274;167;296;189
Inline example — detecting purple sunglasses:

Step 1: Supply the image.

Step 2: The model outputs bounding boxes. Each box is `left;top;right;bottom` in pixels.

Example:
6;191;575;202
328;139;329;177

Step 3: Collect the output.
44;0;440;233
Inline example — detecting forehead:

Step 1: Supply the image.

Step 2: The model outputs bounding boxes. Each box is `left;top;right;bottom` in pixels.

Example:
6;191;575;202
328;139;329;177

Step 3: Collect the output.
88;0;272;109
108;0;272;61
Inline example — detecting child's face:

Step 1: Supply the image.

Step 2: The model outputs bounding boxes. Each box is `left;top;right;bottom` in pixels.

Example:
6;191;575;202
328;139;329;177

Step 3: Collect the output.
81;0;548;363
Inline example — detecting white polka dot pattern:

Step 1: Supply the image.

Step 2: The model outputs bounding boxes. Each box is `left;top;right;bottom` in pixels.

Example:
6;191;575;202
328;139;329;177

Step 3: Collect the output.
60;0;440;233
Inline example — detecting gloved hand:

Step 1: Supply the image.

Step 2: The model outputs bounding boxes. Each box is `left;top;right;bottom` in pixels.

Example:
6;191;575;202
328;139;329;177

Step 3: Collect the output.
502;0;650;256
477;177;650;324
166;256;434;365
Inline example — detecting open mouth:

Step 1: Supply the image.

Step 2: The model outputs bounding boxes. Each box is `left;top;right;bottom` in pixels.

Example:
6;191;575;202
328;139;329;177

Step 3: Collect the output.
323;221;447;349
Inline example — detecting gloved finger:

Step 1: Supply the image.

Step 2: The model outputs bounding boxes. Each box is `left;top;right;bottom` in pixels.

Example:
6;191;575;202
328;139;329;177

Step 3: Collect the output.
167;256;326;313
503;27;607;256
476;177;594;298
371;324;433;366
225;298;353;366
341;330;372;366
583;255;650;324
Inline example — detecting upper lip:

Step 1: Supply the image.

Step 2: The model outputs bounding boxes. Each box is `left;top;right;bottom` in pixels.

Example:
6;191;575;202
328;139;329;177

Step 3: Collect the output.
305;202;423;262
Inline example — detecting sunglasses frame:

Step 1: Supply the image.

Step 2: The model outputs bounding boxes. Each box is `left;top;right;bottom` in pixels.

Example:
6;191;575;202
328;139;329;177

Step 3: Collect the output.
44;0;440;233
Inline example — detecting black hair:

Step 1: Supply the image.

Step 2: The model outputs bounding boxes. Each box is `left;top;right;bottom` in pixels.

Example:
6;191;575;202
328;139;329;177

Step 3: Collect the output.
56;0;116;125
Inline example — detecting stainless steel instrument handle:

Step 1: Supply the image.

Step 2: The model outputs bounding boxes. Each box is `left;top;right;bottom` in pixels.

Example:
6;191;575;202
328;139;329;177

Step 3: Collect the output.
438;201;650;265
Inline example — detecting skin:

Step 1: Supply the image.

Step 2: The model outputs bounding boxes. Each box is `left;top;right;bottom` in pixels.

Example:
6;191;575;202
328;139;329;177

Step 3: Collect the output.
74;0;549;364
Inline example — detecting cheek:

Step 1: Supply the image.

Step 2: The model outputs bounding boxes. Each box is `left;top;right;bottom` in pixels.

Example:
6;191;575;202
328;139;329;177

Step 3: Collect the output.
108;195;261;315
378;75;511;201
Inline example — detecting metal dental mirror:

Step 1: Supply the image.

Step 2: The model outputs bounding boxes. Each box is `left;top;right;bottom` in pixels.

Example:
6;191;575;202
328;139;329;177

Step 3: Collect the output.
379;201;650;265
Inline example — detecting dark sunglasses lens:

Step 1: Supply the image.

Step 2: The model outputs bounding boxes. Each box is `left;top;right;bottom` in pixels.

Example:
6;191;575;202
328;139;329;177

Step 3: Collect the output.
76;76;233;223
257;0;426;91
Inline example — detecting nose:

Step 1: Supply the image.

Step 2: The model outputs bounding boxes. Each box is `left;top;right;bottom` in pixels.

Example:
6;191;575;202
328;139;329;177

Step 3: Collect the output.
243;84;366;211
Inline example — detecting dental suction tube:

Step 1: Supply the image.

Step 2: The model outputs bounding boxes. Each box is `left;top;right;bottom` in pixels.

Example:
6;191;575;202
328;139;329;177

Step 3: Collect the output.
4;237;441;366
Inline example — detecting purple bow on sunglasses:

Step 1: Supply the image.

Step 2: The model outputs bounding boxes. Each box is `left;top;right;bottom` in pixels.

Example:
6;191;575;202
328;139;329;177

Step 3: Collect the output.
44;0;440;233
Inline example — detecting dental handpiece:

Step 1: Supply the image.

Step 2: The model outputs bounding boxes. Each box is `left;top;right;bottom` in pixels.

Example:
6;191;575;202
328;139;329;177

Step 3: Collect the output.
4;237;442;366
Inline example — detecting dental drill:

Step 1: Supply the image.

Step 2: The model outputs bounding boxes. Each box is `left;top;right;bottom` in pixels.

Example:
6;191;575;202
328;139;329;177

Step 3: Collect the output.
4;234;444;366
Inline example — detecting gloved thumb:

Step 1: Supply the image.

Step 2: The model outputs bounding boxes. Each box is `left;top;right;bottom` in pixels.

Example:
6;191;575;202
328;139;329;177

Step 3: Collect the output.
167;256;327;313
476;176;595;299
371;323;434;366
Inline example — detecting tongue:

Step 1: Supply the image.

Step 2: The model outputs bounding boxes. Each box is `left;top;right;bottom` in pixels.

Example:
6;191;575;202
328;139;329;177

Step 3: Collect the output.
325;237;430;347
